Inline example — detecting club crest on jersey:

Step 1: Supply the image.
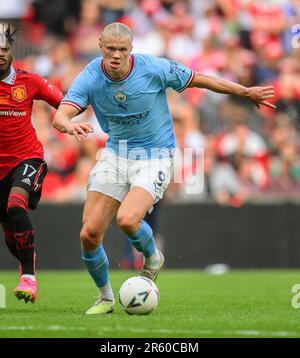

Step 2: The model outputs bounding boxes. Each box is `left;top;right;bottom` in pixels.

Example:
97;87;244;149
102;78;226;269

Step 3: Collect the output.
11;85;27;102
115;91;126;103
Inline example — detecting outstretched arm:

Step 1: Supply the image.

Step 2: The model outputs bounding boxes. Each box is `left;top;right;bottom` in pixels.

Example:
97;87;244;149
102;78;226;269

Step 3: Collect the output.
53;104;93;142
188;72;276;109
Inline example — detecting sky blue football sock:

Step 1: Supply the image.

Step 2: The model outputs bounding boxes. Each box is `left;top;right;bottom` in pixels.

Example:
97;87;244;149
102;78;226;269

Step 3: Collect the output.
128;220;156;258
82;245;109;289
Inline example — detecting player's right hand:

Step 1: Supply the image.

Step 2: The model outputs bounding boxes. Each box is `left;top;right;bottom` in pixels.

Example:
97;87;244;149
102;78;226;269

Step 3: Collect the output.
247;86;276;109
65;122;94;142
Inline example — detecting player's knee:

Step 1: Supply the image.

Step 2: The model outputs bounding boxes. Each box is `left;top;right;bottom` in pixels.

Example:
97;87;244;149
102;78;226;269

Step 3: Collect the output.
116;212;139;234
7;205;28;223
7;193;29;223
80;227;102;249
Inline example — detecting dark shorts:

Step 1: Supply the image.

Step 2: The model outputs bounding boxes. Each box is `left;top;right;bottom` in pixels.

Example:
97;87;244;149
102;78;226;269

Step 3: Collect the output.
0;158;48;223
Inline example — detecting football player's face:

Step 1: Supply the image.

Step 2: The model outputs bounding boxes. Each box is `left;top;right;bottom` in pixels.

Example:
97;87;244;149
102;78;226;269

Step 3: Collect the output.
0;42;13;78
99;35;132;77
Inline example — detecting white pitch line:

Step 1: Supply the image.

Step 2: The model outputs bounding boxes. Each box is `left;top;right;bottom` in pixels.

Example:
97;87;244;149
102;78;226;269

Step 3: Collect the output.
97;326;300;337
0;325;86;331
0;325;299;337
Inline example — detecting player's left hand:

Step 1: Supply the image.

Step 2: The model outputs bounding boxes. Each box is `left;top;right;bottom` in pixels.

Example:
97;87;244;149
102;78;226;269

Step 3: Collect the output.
247;86;276;109
65;122;94;142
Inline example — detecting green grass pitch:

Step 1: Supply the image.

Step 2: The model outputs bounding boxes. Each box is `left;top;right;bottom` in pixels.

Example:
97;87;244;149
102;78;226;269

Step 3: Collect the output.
0;270;300;338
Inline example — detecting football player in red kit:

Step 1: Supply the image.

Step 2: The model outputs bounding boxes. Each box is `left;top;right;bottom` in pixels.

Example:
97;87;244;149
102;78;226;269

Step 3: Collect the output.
0;24;63;303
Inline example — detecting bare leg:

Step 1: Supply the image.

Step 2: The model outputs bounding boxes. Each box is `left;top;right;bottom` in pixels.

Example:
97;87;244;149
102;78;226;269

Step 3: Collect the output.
116;186;154;236
80;191;120;312
117;187;163;280
80;191;120;251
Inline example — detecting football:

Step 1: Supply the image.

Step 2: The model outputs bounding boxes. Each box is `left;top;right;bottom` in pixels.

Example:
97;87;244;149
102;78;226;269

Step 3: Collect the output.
118;276;159;315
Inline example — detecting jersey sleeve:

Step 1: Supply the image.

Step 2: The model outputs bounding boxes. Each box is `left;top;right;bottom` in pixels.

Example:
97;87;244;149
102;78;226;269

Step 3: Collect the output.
61;71;91;111
155;57;194;93
33;75;63;108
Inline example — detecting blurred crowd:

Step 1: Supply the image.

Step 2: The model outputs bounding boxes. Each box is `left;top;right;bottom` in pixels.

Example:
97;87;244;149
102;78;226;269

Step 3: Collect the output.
1;0;300;206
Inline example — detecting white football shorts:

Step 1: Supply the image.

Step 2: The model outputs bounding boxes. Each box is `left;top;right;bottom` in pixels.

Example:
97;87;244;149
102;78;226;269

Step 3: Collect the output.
87;149;174;204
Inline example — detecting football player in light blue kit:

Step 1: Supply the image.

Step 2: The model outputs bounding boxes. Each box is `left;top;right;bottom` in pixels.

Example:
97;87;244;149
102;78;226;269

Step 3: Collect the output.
53;23;275;315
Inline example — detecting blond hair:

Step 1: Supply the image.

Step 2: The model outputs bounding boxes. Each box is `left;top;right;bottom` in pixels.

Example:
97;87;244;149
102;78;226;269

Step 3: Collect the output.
100;22;132;41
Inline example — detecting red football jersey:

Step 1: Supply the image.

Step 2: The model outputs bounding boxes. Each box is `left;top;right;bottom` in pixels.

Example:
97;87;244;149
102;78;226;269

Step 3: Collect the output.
0;67;63;180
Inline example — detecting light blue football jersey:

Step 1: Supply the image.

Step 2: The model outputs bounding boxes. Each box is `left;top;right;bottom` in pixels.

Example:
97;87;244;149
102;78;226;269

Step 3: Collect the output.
62;54;194;159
